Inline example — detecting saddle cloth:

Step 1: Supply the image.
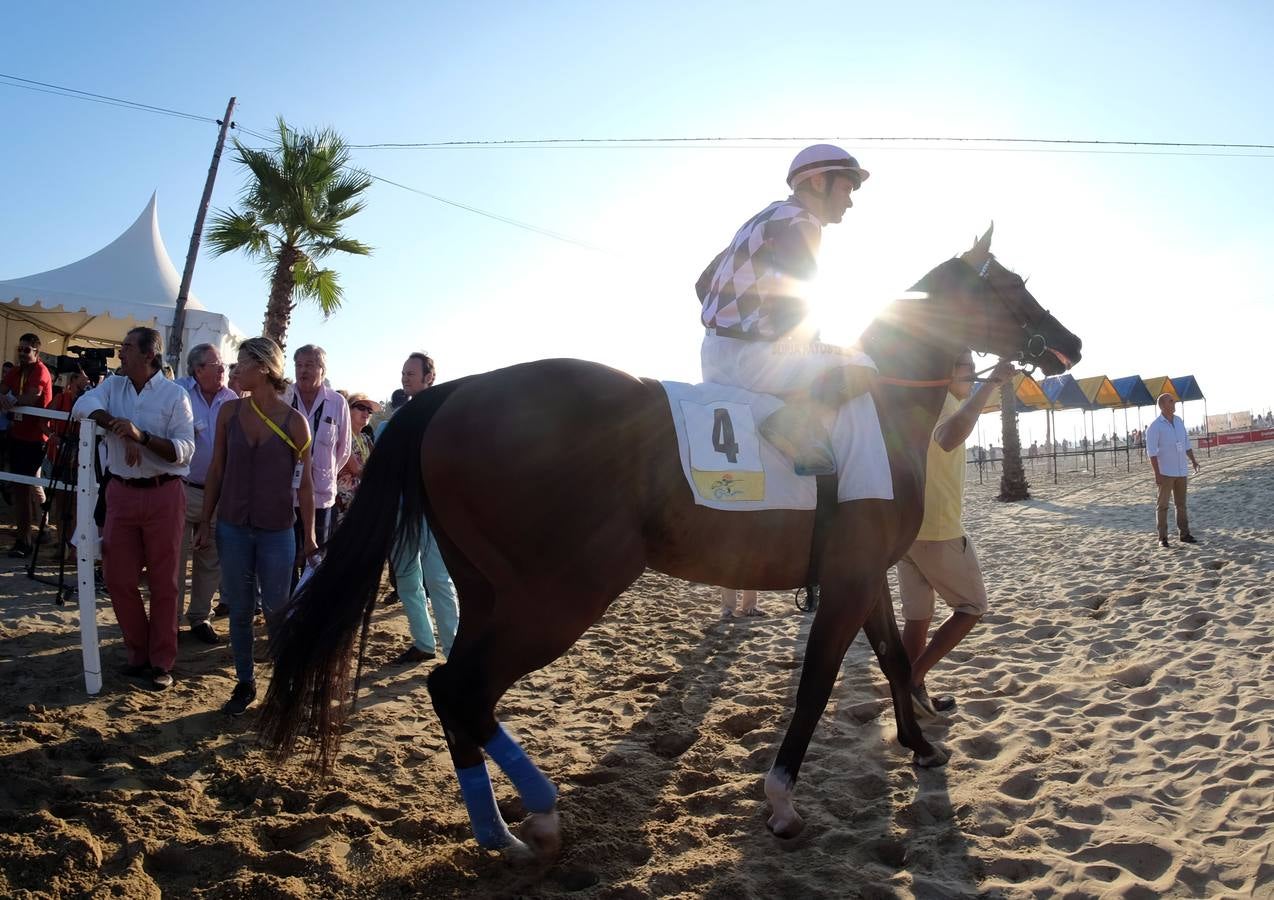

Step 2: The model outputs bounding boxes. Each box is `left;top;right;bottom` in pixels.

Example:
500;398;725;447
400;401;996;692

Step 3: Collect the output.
661;380;894;512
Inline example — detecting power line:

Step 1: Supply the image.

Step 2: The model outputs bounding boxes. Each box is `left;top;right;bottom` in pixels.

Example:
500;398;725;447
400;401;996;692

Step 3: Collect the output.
236;126;603;250
9;71;1272;157
0;72;216;124
344;134;1274;153
340;141;1274;160
363;172;605;251
237;126;601;248
9;73;1272;251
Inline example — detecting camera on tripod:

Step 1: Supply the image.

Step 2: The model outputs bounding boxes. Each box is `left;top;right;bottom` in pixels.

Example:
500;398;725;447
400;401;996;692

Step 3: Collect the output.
57;345;116;381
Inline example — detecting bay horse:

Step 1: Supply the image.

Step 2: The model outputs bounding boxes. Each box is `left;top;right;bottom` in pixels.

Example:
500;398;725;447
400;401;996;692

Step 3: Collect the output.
259;226;1081;857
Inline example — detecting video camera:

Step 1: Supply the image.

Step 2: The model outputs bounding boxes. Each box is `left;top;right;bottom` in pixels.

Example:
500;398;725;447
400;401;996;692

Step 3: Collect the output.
56;345;116;381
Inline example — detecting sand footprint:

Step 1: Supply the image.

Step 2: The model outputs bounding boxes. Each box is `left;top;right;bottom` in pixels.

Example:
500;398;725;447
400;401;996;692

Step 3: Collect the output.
1108;661;1157;688
999;771;1041;800
1074;839;1175;882
1174;610;1213;639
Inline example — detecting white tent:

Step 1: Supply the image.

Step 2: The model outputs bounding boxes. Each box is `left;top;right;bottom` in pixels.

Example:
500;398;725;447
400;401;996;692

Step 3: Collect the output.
0;193;245;365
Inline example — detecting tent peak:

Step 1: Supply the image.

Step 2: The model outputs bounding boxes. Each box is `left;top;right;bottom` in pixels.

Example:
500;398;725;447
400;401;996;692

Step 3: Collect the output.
0;194;204;312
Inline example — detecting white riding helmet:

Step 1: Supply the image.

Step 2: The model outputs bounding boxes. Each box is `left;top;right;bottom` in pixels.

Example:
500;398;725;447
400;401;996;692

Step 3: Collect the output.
786;144;870;189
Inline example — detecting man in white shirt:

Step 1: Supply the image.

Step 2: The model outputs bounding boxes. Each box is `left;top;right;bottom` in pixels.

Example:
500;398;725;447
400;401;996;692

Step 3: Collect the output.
1144;392;1201;548
178;344;238;644
283;345;351;586
73;327;195;690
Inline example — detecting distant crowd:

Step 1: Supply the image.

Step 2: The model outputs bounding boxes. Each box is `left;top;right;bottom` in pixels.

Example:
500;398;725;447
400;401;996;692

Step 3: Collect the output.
1;329;453;714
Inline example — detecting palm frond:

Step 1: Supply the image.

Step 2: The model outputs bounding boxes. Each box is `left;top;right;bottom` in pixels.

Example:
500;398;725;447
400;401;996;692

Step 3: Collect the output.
326;171;373;211
294;262;343;317
310;236;373;259
205;210;273;259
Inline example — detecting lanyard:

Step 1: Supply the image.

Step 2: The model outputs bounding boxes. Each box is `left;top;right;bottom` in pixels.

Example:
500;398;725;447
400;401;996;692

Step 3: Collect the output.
292;390;326;433
249;398;311;455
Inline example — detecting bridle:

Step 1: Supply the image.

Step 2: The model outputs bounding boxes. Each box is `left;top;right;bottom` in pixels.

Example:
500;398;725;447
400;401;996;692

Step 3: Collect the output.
977;254;1052;376
876;255;1052;390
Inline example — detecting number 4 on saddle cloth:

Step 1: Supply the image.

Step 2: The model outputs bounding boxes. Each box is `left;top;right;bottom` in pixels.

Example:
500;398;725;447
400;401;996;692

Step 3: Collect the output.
662;380;894;512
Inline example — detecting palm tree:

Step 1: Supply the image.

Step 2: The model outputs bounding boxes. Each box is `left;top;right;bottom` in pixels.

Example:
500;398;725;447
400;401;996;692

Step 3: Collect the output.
207;118;372;350
997;379;1031;501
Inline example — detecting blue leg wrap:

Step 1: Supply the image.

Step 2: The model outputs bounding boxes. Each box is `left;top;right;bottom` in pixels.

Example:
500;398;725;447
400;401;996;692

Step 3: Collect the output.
484;724;558;814
456;762;516;849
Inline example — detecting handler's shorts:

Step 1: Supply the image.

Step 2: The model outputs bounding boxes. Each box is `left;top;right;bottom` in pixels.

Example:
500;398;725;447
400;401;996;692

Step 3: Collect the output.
897;534;988;619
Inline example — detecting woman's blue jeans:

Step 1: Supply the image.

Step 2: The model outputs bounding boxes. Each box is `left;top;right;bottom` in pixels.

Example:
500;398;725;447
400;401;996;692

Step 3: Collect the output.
216;520;294;685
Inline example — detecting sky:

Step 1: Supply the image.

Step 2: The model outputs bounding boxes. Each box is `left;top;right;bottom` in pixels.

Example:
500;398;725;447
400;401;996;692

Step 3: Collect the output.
3;1;1272;444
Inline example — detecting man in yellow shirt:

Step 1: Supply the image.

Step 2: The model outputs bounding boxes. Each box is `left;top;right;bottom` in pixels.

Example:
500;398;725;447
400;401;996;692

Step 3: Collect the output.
897;352;1014;716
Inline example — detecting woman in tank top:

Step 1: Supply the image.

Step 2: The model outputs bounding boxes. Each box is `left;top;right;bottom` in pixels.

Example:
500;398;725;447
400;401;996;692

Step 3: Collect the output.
194;337;317;717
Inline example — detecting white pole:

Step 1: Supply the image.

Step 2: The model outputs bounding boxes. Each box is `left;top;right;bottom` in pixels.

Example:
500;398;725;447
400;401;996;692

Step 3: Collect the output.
75;422;103;695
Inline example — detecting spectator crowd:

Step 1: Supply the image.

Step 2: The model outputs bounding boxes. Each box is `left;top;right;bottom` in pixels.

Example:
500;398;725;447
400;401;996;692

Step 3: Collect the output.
0;329;455;715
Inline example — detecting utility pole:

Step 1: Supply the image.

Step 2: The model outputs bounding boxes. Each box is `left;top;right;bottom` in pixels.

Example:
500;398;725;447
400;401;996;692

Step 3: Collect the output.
169;96;236;370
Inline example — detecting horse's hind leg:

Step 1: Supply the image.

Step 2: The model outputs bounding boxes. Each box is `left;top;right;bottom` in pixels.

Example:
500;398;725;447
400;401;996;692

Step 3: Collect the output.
862;577;949;768
429;577;634;858
424;572;531;855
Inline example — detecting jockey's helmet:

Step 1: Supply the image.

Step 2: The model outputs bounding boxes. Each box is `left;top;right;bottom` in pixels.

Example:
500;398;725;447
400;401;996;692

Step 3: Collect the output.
787;144;870;190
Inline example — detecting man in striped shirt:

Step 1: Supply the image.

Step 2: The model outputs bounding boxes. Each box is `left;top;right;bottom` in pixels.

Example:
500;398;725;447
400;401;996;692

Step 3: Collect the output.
697;144;877;475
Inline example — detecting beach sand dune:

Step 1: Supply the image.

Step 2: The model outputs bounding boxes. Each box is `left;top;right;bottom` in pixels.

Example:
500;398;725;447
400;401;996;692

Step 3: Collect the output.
0;444;1270;898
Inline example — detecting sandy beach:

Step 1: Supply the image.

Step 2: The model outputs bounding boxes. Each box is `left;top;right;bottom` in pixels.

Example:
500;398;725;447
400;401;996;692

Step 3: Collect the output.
0;443;1270;898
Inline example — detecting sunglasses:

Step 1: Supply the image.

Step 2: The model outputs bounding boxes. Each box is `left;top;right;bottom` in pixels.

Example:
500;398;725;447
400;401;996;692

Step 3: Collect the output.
352;404;374;413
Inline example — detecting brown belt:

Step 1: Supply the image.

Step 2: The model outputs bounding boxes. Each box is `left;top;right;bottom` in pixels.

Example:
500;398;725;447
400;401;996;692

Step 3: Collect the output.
119;474;180;489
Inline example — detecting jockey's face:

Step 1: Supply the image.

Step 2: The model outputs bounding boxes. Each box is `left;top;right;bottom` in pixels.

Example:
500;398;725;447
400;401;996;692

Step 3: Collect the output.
804;173;858;224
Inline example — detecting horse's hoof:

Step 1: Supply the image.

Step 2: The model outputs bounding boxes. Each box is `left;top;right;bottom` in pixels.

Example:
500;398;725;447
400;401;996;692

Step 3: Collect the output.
913;743;951;768
520;810;561;859
496;834;537;863
766;809;805;840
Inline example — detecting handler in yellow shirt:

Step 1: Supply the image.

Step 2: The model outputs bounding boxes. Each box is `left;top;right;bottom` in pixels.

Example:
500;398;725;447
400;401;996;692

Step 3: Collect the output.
897;352;1014;716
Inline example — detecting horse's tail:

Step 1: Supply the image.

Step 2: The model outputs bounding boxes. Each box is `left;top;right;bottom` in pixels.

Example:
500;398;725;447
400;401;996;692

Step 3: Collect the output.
257;380;460;774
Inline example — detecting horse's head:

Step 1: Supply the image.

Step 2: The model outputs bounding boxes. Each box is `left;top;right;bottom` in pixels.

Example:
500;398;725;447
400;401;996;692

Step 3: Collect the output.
910;224;1082;376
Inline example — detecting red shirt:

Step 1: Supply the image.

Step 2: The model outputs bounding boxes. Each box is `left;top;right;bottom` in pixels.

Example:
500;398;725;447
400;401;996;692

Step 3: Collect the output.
3;359;54;443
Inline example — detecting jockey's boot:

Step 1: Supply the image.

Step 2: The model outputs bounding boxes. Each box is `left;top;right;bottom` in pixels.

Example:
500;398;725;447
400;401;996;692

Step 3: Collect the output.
759;402;835;476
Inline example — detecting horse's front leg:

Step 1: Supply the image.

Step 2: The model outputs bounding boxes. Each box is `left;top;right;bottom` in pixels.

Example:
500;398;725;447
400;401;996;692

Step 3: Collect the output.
862;577;949;767
766;569;883;839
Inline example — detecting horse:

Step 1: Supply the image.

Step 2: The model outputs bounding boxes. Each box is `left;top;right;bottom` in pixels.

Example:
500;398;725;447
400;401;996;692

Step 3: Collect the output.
258;225;1082;857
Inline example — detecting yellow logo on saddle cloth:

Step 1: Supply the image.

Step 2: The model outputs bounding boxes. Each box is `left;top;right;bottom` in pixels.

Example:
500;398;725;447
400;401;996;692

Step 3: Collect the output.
680;399;766;502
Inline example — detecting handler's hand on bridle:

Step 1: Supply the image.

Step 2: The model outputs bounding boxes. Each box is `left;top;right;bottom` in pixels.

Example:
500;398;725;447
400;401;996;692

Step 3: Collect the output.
985;360;1017;385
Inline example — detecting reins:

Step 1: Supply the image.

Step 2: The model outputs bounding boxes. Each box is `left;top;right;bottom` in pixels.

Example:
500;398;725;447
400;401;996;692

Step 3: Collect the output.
876;375;952;388
876;362;1026;391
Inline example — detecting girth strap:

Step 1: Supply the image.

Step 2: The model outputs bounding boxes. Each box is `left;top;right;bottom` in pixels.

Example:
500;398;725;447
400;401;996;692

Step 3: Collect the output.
796;474;839;613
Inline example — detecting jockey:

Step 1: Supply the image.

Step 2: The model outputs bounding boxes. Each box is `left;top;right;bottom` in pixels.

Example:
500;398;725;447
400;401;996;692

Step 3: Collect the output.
697;144;878;475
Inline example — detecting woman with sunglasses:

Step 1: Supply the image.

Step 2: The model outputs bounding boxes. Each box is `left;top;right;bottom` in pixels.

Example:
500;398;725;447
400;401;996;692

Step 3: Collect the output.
335;393;379;525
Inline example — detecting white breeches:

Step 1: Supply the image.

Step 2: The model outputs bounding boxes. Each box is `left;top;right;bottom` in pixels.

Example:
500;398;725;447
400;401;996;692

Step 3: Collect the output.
700;333;875;398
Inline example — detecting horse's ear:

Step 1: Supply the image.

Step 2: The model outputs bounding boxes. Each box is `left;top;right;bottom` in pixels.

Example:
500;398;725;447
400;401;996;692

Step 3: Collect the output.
962;221;994;270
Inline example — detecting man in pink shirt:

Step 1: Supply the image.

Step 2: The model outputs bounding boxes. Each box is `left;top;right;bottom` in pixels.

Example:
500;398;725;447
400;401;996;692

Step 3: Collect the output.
283;345;351;586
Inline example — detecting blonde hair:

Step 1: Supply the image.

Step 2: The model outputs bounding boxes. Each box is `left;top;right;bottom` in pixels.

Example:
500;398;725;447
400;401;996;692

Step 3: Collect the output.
238;337;287;393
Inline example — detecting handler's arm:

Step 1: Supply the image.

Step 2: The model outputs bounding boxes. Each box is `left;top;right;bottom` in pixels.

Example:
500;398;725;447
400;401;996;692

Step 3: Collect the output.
934;361;1016;452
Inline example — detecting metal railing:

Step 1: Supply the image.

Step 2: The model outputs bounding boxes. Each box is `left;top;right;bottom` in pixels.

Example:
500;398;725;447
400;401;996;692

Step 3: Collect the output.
0;406;102;694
